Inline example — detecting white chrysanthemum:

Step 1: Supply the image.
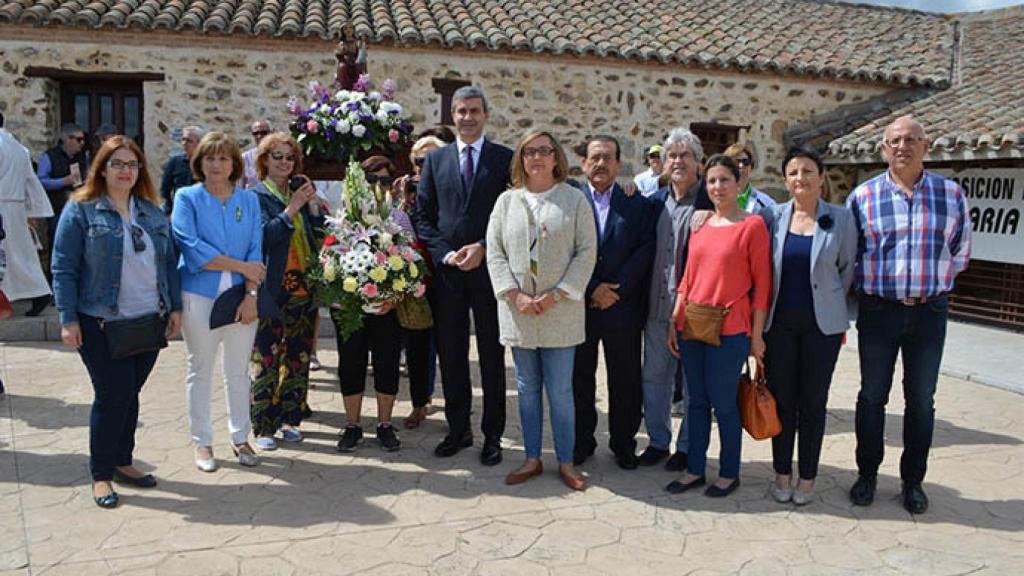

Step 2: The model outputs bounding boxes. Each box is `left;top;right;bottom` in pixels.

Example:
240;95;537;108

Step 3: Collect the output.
352;124;367;138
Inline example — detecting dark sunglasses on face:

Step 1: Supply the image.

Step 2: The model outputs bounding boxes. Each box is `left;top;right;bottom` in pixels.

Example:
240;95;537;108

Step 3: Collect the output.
252;130;270;137
269;152;297;162
130;224;145;253
736;157;752;168
366;174;394;186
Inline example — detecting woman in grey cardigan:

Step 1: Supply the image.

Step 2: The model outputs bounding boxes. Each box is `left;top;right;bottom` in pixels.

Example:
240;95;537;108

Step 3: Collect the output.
486;130;597;490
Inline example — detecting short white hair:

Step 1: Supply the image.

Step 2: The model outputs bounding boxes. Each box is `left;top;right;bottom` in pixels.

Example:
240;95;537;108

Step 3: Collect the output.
663;128;704;162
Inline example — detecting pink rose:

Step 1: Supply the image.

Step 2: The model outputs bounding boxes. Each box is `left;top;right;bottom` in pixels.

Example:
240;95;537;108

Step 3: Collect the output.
362;283;379;298
375;252;387;265
306;119;319;133
388;245;399;256
414;284;426;298
388;129;400;143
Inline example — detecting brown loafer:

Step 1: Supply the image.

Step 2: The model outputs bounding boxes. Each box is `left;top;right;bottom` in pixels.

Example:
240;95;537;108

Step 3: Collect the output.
504;461;543;485
559;466;587;491
404;407;427;429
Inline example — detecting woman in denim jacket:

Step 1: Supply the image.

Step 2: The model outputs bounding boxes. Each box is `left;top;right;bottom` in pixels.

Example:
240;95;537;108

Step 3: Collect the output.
52;136;182;509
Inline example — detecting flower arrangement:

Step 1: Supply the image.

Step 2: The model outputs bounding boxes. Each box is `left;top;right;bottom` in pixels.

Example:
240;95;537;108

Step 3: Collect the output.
288;74;414;163
307;160;427;339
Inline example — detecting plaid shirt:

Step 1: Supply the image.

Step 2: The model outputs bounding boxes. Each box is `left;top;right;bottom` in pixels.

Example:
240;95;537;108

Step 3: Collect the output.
846;170;971;300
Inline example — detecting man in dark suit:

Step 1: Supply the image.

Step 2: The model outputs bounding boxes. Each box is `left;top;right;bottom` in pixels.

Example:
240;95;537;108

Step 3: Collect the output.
414;87;513;466
573;135;656;470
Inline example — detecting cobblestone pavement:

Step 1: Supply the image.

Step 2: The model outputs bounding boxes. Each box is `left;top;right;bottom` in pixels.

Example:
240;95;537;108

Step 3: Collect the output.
1;340;1021;575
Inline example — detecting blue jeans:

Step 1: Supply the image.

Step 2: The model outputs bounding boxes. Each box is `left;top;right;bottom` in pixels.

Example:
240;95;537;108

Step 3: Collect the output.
512;346;576;463
681;333;750;479
642;319;688;452
78;315;160;481
856;295;948;485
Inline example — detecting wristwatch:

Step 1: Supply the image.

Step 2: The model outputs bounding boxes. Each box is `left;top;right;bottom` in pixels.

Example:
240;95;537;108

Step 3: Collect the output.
246;289;258;297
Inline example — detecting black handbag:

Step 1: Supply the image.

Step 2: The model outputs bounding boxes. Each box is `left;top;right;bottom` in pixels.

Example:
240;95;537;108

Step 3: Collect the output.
103;313;168;360
209;284;280;329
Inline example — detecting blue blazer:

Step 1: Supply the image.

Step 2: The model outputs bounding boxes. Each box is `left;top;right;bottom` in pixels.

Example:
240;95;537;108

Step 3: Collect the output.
413;139;513;267
581;182;656;331
765;199;858;335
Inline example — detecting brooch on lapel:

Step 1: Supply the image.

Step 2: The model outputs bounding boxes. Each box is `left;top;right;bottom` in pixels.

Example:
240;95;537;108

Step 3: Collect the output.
817;214;834;231
235;206;243;222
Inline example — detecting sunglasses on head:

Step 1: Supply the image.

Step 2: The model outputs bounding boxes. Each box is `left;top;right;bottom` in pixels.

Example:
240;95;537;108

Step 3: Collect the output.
130;224;145;253
366;174;394;186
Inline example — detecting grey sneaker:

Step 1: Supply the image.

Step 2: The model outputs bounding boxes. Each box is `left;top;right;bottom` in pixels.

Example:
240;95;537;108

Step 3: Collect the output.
337;425;364;452
377;423;401;452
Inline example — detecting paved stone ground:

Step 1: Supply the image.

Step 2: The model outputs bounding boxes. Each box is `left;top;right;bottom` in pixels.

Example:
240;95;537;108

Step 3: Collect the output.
0;339;1022;576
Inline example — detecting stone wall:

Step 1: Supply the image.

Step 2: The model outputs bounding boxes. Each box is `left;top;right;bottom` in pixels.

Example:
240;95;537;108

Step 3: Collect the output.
0;27;893;194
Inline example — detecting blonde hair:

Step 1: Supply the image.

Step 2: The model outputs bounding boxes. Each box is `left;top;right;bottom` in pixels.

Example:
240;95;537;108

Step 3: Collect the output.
411;136;445;159
70;136;161;207
509;130;569;189
255;132;304;181
190;131;244;183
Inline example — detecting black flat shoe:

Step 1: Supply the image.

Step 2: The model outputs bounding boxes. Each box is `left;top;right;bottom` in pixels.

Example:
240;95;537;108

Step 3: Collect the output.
705;478;741;498
902;482;929;514
113;470;158;488
480;438;503;466
92;484;119;509
665;475;706;494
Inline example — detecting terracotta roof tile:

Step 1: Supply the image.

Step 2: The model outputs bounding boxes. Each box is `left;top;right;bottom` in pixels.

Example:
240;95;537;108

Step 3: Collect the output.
0;0;954;86
829;7;1024;159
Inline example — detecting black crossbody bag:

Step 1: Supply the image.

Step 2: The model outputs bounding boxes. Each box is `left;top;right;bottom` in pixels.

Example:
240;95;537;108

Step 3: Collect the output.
102;313;168;360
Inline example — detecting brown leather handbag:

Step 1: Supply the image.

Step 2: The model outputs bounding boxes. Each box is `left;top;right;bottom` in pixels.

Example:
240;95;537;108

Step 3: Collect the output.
682;301;731;346
737;360;782;440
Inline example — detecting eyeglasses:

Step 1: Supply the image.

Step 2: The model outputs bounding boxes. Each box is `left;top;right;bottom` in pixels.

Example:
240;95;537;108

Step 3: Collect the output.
130;224;145;253
252;130;270;137
366;174;394;186
413;157;426;168
735;157;752;168
269;152;297;162
107;160;140;171
523;147;556;159
181;137;198;144
884;136;924;148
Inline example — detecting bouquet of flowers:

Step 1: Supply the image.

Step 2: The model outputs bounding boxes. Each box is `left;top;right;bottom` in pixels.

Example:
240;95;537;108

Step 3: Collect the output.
307;160;427;339
288;75;414;163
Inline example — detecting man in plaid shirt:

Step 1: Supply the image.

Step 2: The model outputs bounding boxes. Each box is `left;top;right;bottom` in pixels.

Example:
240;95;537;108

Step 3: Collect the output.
846;116;972;515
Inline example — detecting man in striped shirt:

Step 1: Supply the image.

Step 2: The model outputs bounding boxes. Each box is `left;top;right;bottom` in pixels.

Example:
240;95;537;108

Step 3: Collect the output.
845;116;972;515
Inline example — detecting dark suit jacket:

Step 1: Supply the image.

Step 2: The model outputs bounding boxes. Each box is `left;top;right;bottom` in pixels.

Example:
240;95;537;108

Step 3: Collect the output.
581;182;656;331
413;139;513;266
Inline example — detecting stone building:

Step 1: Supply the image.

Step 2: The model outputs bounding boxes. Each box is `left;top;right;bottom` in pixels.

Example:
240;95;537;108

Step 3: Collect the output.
822;6;1024;330
0;0;954;194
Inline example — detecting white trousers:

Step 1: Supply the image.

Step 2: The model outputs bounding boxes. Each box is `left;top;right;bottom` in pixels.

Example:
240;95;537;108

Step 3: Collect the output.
181;292;258;446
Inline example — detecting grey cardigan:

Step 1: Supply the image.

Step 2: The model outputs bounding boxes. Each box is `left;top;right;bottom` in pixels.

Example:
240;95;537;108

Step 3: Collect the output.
486;182;597;349
765;199;858;335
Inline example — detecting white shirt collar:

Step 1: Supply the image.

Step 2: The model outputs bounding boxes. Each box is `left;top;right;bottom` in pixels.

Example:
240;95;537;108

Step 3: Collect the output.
456;136;484;155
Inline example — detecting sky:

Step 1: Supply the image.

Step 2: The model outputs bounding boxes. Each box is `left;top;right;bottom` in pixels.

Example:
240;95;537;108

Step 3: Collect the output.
842;0;1023;12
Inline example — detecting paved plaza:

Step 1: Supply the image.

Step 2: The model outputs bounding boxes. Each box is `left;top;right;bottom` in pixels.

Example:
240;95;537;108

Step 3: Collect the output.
1;339;1022;575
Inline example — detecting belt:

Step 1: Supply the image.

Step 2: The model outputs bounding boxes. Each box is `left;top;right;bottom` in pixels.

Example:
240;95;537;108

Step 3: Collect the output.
863;293;946;307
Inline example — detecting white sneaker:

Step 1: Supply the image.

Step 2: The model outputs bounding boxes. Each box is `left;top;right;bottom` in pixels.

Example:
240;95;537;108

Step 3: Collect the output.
255;436;278;450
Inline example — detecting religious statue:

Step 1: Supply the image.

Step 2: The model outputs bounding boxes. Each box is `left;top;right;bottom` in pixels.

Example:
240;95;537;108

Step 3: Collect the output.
334;26;367;91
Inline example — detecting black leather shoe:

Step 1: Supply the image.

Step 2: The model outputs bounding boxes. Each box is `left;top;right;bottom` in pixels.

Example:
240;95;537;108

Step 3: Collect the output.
705;478;741;498
666;475;705;494
480;438;502;466
572;446;595;466
113;470;158;488
434;431;473;457
849;475;877;506
902;482;929;514
92;483;119;509
637;446;669;467
664;451;688;472
615;450;639;470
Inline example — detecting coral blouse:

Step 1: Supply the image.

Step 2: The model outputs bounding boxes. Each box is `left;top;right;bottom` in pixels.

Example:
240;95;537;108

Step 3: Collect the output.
675;215;772;337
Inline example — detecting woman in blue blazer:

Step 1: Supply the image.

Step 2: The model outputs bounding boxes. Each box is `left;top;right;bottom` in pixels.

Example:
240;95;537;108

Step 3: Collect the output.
764;147;857;505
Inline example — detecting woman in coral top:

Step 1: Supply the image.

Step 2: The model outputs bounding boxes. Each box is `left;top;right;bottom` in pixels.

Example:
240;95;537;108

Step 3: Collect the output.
665;154;771;498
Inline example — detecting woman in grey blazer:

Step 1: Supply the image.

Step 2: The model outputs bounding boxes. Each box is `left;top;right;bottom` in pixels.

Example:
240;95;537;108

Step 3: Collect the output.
486;130;597;491
764;147;857;505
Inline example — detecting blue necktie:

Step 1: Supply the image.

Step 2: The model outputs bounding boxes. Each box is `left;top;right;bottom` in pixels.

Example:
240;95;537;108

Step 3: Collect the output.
462;145;474;194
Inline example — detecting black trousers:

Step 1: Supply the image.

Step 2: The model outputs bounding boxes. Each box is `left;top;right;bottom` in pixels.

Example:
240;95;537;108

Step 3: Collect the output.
336;311;402;397
430;265;506;440
572;326;643;455
404;327;433;408
78;314;159;481
764;308;843;480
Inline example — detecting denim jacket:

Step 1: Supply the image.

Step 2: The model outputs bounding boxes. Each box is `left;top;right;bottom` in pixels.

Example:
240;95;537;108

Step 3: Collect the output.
51;196;182;326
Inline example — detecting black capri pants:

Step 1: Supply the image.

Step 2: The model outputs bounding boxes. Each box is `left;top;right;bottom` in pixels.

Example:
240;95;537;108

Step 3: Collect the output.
335;310;402;397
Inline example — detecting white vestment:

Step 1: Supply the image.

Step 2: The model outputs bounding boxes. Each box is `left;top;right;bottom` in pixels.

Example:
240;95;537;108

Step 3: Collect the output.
0;128;53;300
